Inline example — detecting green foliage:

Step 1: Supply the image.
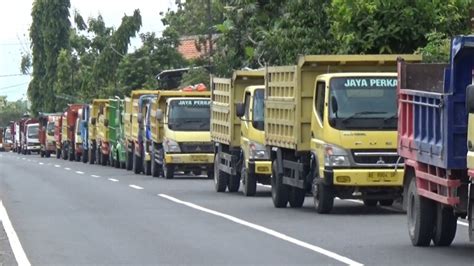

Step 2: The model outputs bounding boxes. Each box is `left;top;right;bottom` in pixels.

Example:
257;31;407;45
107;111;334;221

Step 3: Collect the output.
416;32;452;63
0;97;29;127
179;67;211;89
327;0;471;54
28;0;71;114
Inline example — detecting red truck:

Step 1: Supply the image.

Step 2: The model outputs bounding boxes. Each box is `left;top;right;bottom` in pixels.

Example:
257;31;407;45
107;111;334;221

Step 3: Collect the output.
38;113;62;158
60;104;84;161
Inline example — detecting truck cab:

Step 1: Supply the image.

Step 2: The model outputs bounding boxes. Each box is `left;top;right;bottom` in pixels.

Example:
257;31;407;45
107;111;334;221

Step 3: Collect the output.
4;127;13;152
235;85;272;195
109;98;126;168
158;96;213;179
312;73;403;208
24;123;40;154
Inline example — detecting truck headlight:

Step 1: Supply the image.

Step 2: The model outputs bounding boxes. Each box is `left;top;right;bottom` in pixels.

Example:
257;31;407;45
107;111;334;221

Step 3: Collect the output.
249;141;269;160
164;139;181;153
324;143;350;167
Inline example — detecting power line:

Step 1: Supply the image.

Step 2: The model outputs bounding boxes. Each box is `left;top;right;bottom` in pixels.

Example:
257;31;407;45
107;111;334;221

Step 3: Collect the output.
0;74;29;78
0;82;29;91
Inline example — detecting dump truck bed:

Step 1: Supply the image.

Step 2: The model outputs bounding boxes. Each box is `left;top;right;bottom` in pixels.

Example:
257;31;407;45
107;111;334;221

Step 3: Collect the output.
211;70;264;148
265;54;422;151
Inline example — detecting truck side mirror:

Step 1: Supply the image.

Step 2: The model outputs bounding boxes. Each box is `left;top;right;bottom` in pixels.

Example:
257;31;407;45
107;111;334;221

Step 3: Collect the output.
104;119;109;127
331;96;338;116
91;118;97;125
156;109;163;120
236;103;245;118
466;85;474;113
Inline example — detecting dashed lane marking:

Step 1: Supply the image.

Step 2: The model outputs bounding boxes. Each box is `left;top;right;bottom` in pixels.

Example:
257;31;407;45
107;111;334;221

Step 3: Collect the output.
38;162;44;165
64;167;71;171
54;164;61;168
75;171;84;175
108;178;119;182
158;194;363;266
129;185;144;190
91;175;100;178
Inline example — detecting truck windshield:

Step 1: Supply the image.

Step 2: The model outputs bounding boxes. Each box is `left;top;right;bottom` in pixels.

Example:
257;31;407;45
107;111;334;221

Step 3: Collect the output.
253;89;265;130
168;99;210;131
28;125;39;138
47;122;55;136
328;77;397;130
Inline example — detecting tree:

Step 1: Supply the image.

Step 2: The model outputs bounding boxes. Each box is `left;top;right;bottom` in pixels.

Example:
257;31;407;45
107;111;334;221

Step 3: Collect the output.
28;0;71;114
327;0;471;54
0;97;29;127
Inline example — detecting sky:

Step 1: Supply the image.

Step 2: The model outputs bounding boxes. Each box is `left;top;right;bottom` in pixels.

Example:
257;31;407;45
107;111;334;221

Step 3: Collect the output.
0;0;177;101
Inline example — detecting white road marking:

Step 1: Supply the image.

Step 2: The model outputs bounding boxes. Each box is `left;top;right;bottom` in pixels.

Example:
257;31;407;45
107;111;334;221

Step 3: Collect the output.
91;175;100;178
54;164;61;168
75;171;84;175
457;220;468;227
158;194;362;266
108;178;119;182
38;162;44;165
129;185;144;190
0;200;31;266
22;158;26;160
64;167;71;171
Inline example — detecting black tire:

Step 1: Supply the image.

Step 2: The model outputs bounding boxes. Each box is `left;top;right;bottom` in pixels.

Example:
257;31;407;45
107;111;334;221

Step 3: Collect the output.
75;154;81;162
163;163;175;179
82;150;88;163
407;177;435;246
242;163;256;197
363;199;378;207
40;150;45;158
126;146;133;171
114;152;120;168
69;145;75;161
88;145;95;164
271;160;289;208
206;168;214;180
214;153;228;192
227;174;240;192
432;204;457;246
56;149;61;159
151;151;161;178
144;160;151;176
313;182;334;214
133;151;142;174
379;199;394;206
101;152;107;166
120;161;126;169
45;151;51;158
289;187;306;208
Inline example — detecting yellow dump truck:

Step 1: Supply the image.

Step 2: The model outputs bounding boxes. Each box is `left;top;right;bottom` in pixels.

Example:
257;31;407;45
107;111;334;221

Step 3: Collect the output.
88;99;109;165
211;70;272;196
265;54;421;213
148;90;213;179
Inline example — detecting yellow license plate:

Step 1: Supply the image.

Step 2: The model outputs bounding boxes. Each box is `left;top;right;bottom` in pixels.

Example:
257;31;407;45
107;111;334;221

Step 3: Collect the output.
191;155;209;162
368;172;396;181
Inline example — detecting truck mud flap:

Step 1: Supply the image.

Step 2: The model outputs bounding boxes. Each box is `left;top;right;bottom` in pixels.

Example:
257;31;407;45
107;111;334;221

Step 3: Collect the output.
218;152;237;176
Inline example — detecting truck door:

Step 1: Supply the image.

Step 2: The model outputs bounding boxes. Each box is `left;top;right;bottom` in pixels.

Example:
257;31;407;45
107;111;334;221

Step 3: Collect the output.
312;80;327;177
241;91;251;160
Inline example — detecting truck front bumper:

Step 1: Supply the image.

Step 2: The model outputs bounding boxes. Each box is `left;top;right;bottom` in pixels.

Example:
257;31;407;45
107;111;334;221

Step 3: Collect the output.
164;153;214;165
324;168;404;187
248;160;272;175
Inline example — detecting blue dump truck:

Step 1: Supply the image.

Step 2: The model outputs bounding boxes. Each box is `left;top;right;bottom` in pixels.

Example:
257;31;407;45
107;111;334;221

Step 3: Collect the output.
398;35;474;247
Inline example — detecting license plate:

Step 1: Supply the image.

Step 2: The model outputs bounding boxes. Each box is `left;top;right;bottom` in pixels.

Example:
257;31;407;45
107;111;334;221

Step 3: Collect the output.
191;155;209;162
368;172;396;181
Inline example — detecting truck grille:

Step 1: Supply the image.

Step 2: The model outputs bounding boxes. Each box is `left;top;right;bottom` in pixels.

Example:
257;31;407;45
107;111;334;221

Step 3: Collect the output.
351;149;403;165
179;143;213;153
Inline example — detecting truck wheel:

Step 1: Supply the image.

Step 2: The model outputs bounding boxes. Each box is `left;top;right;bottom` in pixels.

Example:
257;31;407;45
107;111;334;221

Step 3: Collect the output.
144;160;152;176
228;174;240;192
126;147;133;171
379;199;394;206
271;160;289;208
82;151;88;163
313;182;334;213
242;163;256;197
407;177;435;246
289;187;305;208
40;150;45;158
69;146;75;161
88;147;95;164
206;168;214;180
121;161;126;169
114;152;120;168
75;154;81;162
214;154;228;192
45;151;51;158
56;149;61;159
363;199;378;207
151;151;161;178
133;152;142;174
432;204;457;246
101;153;108;166
163;164;175;179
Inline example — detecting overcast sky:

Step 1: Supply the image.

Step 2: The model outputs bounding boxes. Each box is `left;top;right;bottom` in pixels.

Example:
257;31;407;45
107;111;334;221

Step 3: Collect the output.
0;0;176;101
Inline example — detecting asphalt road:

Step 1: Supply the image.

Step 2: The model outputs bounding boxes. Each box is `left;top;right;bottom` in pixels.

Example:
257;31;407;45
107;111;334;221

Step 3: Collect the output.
1;151;473;265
